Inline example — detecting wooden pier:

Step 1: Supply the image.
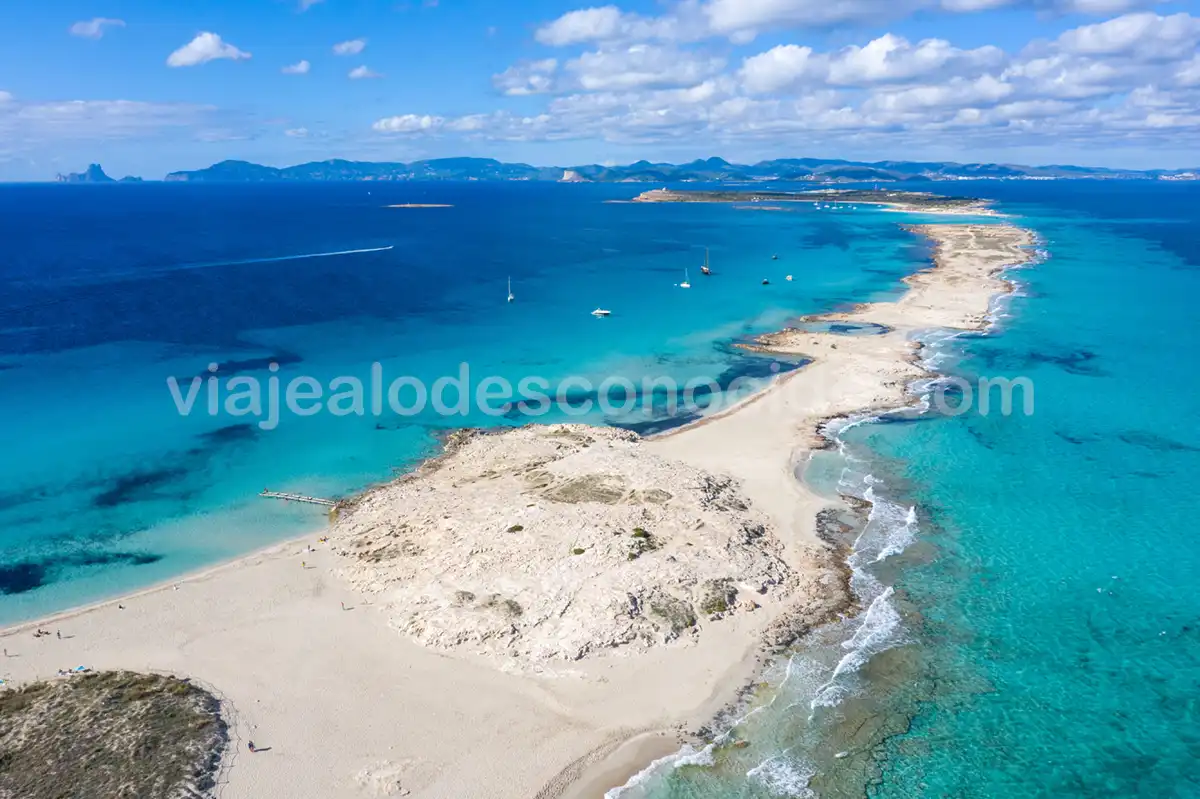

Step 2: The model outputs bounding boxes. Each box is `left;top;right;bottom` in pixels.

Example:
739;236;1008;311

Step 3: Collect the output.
259;490;338;507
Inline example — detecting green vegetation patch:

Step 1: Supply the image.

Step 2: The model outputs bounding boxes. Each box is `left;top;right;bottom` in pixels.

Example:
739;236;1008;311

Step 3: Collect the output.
647;595;698;637
0;670;228;799
627;528;662;560
699;579;739;616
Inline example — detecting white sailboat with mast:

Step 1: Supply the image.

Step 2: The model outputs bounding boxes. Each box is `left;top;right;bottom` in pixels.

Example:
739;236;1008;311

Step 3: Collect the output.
700;248;711;276
507;276;514;303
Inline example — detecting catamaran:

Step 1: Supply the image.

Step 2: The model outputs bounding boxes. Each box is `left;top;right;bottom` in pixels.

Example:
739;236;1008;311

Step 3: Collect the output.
700;248;712;276
507;276;514;303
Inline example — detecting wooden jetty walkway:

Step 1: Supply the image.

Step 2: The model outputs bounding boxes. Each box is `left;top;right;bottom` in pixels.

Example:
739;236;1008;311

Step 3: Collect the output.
259;490;338;507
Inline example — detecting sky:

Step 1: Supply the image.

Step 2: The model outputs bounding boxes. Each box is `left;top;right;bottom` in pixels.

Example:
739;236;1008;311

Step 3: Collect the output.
0;0;1198;179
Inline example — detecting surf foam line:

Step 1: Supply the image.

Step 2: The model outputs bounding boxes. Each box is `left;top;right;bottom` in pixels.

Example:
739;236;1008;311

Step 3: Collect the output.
804;220;1048;715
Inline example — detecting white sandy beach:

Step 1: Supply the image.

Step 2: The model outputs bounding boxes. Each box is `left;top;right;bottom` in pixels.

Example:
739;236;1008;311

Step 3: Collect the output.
0;222;1034;798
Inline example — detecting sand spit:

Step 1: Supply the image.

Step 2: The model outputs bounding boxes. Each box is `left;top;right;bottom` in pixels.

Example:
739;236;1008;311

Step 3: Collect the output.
565;221;1037;794
0;222;1034;799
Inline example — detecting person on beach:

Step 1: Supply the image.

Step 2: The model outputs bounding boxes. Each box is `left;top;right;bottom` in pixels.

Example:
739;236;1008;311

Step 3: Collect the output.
248;741;256;753
56;631;61;640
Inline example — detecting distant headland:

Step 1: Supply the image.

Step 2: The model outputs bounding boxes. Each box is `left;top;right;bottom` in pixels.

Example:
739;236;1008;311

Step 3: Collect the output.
631;187;995;214
54;156;1199;185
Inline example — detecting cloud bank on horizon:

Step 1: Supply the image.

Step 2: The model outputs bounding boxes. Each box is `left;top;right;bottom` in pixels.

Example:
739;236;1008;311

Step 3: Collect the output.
0;0;1198;177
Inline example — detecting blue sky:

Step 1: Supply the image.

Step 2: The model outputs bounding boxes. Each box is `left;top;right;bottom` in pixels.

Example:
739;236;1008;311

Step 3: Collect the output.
1;0;1198;179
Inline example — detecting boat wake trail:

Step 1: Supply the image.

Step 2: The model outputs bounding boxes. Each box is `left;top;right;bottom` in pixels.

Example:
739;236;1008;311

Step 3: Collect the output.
172;246;395;272
34;245;398;289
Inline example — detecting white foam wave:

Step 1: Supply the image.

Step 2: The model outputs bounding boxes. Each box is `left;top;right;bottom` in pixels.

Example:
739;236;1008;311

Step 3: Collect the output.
811;587;904;709
603;743;715;799
847;488;918;570
747;752;817;798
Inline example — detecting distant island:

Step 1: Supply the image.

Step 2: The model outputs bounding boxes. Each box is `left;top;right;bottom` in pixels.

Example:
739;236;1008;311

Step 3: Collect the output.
55;164;143;184
57;157;1199;185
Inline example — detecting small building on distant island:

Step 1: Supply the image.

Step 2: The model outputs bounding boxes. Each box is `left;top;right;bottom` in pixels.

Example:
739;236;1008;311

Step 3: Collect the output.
55;164;143;183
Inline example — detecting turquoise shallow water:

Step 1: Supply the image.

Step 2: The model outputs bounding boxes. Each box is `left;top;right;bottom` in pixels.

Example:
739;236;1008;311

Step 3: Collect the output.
0;181;925;624
616;183;1200;798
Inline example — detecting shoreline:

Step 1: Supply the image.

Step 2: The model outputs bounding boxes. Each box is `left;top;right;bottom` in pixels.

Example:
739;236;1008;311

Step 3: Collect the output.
574;220;1038;795
0;220;1037;799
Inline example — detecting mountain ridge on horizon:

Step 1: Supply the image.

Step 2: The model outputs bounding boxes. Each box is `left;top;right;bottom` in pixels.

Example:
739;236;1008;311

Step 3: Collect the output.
56;156;1200;184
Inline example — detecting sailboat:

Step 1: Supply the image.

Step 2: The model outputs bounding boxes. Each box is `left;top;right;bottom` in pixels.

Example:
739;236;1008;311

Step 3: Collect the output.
507;276;514;303
700;248;712;276
591;307;611;317
680;268;691;289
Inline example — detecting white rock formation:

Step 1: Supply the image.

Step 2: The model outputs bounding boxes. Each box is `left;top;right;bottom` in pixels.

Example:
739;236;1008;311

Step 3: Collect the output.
332;425;800;663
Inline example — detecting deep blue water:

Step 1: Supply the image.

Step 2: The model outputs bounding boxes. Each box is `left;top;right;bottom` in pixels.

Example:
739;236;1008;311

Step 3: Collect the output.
0;181;925;623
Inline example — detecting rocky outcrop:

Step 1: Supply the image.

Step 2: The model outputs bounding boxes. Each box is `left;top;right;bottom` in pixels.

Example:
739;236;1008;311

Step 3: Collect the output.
332;425;800;664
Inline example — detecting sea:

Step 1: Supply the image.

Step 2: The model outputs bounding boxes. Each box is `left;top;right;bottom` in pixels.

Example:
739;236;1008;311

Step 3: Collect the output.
1;179;1197;797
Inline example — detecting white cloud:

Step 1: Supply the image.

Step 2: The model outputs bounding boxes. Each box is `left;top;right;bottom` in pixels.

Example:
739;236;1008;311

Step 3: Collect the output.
999;12;1199;100
282;60;312;75
333;39;367;55
299;0;324;9
373;114;446;132
167;33;251;67
568;44;726;90
740;45;821;93
536;6;625;45
494;59;559;96
285;127;309;137
0;91;12;103
739;34;1003;93
1003;53;1126;98
828;34;1004;84
1177;55;1200;86
349;65;382;79
69;18;125;39
866;74;1014;113
1057;12;1200;59
534;4;694;46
